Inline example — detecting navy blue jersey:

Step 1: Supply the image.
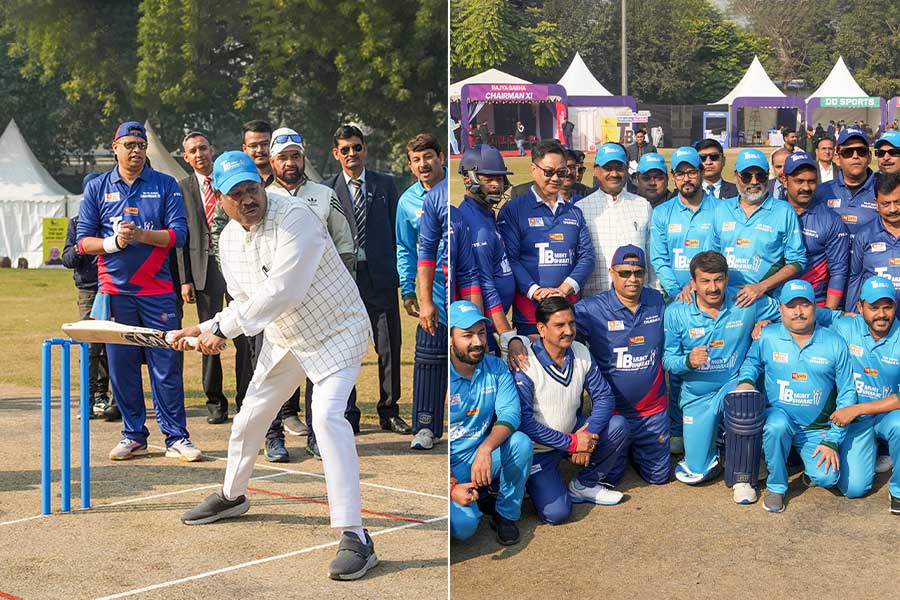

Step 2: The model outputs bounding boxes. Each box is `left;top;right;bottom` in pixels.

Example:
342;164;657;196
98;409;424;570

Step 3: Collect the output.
814;169;877;236
847;217;900;308
457;197;515;318
796;199;850;306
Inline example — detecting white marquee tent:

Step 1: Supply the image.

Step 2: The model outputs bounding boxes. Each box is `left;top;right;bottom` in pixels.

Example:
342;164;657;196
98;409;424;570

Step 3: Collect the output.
0;119;71;267
805;56;883;130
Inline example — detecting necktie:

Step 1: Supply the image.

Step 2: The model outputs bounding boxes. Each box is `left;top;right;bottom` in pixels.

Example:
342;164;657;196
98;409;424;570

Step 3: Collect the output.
706;184;715;198
350;178;367;250
778;185;786;200
202;176;216;228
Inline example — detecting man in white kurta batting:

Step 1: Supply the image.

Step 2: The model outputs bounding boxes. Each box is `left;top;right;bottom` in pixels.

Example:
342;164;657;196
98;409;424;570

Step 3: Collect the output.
171;150;375;580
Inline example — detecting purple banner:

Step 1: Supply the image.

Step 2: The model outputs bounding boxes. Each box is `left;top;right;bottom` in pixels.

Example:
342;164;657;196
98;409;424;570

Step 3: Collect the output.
463;83;564;103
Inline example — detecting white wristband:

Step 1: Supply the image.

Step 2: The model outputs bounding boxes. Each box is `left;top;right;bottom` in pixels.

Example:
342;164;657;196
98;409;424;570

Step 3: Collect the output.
103;235;122;254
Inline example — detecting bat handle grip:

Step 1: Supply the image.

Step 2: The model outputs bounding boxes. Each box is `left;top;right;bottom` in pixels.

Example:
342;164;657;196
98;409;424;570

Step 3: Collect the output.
164;332;198;349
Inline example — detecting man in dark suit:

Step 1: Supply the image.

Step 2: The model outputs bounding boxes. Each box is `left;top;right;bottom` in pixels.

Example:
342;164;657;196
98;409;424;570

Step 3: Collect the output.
324;125;411;435
176;131;229;424
767;147;790;199
696;139;738;199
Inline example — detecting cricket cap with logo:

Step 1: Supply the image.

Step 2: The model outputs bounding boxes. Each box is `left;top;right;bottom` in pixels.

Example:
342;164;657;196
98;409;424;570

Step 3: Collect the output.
594;143;627;167
270;127;305;156
780;279;815;304
638;152;667;174
735;148;769;173
449;300;491;331
113;121;147;141
860;276;896;304
837;126;869;147
611;244;646;268
783;151;817;176
670;147;700;171
213;150;262;194
874;130;900;149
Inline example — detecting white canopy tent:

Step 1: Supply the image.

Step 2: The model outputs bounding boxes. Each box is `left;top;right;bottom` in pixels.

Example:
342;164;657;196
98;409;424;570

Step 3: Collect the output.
450;69;533;143
0;119;71;267
144;121;188;180
804;56;884;131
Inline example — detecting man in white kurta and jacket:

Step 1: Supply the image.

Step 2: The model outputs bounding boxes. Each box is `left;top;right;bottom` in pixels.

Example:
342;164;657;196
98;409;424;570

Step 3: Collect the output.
171;150;376;581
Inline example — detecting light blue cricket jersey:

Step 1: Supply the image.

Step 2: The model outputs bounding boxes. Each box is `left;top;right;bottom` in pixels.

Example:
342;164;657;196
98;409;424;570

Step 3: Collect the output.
650;193;717;300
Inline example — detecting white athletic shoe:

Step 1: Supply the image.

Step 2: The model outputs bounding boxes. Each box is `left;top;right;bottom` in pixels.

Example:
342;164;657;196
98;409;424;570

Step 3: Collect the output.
674;460;705;485
166;438;203;462
733;482;758;505
568;479;623;506
410;428;435;450
108;438;148;461
876;455;893;474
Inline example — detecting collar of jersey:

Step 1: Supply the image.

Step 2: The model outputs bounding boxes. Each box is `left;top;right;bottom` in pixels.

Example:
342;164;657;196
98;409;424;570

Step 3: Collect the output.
110;164;150;184
532;338;574;386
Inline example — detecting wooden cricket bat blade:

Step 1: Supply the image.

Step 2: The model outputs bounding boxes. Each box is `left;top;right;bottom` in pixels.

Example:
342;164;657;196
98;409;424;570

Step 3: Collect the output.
61;320;198;349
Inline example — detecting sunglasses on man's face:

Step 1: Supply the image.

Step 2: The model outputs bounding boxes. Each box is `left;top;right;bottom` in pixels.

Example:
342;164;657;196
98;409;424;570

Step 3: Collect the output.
120;141;147;150
699;152;721;162
838;146;869;159
339;143;364;156
534;164;568;179
738;170;767;184
273;133;303;145
613;268;645;280
875;148;900;158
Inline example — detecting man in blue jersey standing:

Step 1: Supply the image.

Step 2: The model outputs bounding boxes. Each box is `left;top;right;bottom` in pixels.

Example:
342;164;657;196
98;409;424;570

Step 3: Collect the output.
575;245;670;485
847;172;900;307
449;301;533;544
736;279;857;513
711;148;806;306
828;277;900;512
76;121;200;462
815;126;877;236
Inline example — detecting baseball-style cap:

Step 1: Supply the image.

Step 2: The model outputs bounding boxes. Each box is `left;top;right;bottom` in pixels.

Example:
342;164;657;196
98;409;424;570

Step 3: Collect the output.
638;152;667;174
270;127;305;155
735;148;768;173
212;150;262;194
449;300;491;330
611;244;646;268
783;151;817;176
113;121;147;141
780;280;815;304
860;276;896;304
594;143;627;167
875;130;900;149
837;126;870;147
670;147;700;170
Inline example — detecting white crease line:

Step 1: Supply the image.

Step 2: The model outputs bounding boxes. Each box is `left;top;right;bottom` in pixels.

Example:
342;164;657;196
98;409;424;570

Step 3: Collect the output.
0;471;288;527
152;445;448;501
93;515;448;599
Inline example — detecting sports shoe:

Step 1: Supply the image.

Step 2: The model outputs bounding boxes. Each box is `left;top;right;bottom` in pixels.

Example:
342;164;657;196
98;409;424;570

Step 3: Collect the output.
876;455;893;474
733;482;758;505
891;495;900;515
181;489;250;525
283;415;308;437
91;394;109;419
669;436;684;455
763;490;785;513
674;459;719;485
489;513;520;545
103;402;122;421
265;438;290;463
410;428;435;450
568;479;623;506
166;438;203;462
801;473;814;488
109;438;148;461
328;530;378;580
306;439;322;460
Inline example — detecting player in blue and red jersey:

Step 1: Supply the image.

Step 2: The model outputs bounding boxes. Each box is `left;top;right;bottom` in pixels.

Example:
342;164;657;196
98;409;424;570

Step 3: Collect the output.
781;152;850;309
847;172;900;308
76;121;198;462
575;245;670;485
815;127;877;236
498;140;594;335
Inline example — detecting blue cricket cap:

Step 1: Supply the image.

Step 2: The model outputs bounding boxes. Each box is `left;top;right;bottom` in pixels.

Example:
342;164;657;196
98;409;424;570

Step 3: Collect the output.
670;147;701;170
837;126;870;147
860;276;896;304
638;152;667;174
783;151;817;176
449;300;490;330
113;121;147;141
875;130;900;149
611;244;646;268
780;280;815;304
213;150;262;194
735;148;768;173
594;143;627;167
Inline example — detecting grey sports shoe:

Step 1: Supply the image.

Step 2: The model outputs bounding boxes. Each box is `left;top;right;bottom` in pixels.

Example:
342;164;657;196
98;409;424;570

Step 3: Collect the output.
181;490;250;525
283;415;308;437
327;530;378;580
763;490;785;513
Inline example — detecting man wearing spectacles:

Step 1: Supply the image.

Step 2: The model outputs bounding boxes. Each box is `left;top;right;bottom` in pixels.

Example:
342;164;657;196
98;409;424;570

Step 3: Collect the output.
573;246;670;487
846;172;900;309
815;136;837;183
325;125;411;436
75;120;200;462
576;143;653;298
781;152;850;310
815;127;877;236
560;149;585;202
694;139;738;200
497;140;595;336
875;131;900;175
711;148;806;308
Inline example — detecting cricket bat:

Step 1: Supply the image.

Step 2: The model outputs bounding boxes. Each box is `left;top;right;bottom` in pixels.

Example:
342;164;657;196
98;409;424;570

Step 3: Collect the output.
61;320;207;350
